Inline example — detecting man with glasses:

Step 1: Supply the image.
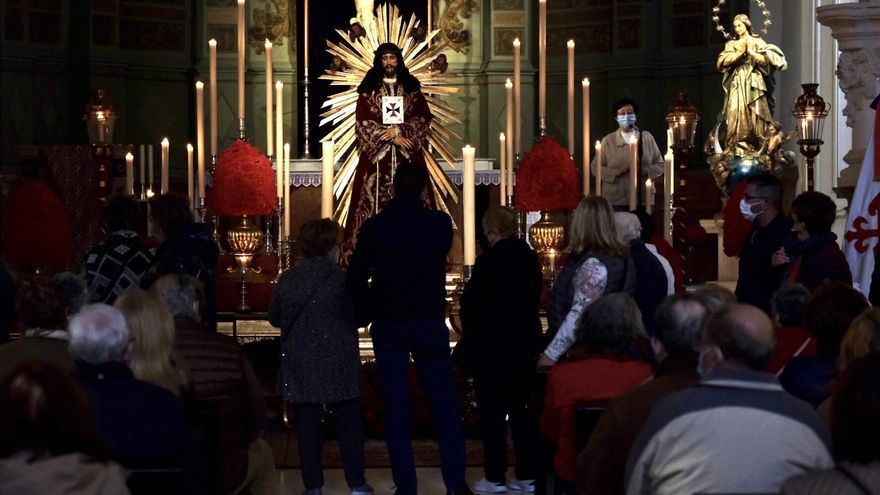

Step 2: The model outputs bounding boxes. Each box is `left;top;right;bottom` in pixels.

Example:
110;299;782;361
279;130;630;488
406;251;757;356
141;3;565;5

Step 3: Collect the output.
735;173;791;314
591;99;664;210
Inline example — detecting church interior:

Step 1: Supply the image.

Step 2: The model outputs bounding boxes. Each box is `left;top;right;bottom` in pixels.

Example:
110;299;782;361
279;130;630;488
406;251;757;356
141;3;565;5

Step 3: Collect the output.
1;0;879;494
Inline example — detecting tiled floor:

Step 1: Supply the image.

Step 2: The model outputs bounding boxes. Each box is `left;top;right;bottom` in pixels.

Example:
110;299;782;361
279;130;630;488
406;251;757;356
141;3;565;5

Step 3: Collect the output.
278;467;530;495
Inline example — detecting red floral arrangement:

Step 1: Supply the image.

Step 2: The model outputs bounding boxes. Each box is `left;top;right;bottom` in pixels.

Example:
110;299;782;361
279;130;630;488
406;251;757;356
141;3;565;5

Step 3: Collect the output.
514;136;581;211
211;140;277;216
1;180;73;272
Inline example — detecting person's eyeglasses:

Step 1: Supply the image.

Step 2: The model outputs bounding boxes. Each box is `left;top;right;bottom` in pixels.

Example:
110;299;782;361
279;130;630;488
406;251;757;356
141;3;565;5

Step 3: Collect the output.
617;110;635;116
743;194;768;202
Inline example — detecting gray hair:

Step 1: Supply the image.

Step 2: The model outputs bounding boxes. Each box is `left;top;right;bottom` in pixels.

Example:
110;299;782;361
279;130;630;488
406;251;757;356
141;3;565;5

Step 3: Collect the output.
68;304;130;364
54;272;88;316
614;212;642;243
152;274;198;319
703;304;775;370
653;294;708;351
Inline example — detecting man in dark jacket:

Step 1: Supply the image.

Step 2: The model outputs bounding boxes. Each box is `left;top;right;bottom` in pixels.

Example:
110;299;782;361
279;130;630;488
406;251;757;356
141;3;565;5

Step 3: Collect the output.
459;206;543;492
152;274;277;495
576;294;707;495
347;164;469;495
735;174;791;314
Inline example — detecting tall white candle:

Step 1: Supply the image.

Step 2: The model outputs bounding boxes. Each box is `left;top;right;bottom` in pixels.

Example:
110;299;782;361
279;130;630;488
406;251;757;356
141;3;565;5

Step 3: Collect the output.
265;40;273;156
275;81;284;197
196;81;206;200
505;78;514;198
595;140;603;197
567;40;575;155
645;178;653;214
663;150;673;243
160;138;169;194
186;144;194;209
462;145;476;266
125;152;134;196
148;144;154;187
322;140;334;218
499;132;506;206
629;141;638;210
139;144;145;191
209;39;218;157
284;143;291;237
538;0;547;120
303;0;309;71
237;0;246;121
513;38;521;157
582;78;590;196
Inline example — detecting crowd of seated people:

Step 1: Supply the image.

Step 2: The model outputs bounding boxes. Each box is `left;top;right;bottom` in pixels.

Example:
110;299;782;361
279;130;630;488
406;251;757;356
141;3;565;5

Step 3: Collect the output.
1;177;879;495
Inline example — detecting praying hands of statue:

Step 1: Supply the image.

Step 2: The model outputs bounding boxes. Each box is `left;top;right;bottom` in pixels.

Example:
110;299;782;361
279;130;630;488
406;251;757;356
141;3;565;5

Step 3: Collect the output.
378;127;415;150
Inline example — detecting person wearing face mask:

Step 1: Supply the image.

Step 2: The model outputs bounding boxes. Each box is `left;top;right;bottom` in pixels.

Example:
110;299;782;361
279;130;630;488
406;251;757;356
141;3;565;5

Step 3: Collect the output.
270;218;373;495
625;304;833;495
734;173;791;315
591;99;664;210
772;191;852;293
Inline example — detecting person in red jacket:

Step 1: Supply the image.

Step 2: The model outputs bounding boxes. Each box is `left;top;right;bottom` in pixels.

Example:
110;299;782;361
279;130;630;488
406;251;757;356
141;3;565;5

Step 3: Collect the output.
767;283;817;375
539;293;652;488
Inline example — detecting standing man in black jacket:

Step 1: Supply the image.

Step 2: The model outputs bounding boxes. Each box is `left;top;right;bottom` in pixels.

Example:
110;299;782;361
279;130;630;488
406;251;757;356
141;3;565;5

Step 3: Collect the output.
347;164;469;495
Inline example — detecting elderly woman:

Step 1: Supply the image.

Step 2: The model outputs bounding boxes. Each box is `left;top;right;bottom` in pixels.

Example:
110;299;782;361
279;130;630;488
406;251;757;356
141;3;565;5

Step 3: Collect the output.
269;219;372;495
716;13;787;155
459;206;543;493
615;212;669;334
772;191;852;292
540;196;636;366
540;293;652;487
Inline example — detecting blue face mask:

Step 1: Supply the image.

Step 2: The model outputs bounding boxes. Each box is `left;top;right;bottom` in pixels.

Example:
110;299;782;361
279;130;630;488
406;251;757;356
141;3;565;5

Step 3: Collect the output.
617;114;637;129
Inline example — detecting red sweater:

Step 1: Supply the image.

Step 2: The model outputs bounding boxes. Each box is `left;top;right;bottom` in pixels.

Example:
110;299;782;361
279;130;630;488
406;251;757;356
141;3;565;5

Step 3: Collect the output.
540;357;653;482
766;326;817;375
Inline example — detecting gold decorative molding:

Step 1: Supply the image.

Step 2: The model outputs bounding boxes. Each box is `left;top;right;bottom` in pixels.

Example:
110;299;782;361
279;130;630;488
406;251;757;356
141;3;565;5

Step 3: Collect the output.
439;0;480;54
248;0;290;53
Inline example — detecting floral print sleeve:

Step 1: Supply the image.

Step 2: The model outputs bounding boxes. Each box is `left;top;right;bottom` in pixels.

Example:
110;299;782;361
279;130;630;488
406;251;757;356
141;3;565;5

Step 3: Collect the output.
544;257;608;361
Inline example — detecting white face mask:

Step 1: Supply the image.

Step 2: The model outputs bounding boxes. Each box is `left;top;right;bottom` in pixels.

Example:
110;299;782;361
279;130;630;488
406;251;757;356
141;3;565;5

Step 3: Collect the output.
739;198;766;223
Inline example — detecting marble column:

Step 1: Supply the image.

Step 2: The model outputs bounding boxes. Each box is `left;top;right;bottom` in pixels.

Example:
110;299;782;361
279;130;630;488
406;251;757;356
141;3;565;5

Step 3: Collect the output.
817;1;880;190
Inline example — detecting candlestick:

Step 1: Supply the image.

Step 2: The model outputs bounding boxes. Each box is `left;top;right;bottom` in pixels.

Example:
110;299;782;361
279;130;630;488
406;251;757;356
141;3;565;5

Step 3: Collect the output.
513;38;521;158
428;0;433;34
629;141;638;210
284;143;291;237
322;140;334;218
125;152;134;196
645;178;653;214
505;78;514;198
538;0;547;124
499;132;506;206
196;81;206;200
462;145;476;266
567;40;575;155
139;144;145;196
186;144;194;210
678;115;686;142
265;40;273;156
595;141;603;197
209;39;218;157
666;127;673;154
582;78;590;196
147;144;154;187
663;150;673;243
275;81;284;196
160;138;169;194
237;0;246;121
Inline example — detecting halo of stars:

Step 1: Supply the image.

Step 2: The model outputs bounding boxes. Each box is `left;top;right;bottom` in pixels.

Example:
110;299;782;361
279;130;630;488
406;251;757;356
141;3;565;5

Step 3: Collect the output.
712;0;773;40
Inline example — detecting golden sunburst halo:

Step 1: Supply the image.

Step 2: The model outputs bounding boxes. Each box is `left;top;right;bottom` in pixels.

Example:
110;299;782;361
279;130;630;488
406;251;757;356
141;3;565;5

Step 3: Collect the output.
319;3;462;227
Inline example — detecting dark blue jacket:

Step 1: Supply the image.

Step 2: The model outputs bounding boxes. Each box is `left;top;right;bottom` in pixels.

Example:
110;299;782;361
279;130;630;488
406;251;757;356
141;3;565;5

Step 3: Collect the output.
347;195;452;325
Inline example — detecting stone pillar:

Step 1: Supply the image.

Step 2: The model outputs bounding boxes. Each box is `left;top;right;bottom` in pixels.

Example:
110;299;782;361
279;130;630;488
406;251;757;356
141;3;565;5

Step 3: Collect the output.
817;1;880;191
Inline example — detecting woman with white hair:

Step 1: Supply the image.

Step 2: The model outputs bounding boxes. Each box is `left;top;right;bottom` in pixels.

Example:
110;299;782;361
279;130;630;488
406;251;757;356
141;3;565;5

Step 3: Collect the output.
69;304;187;470
614;212;670;335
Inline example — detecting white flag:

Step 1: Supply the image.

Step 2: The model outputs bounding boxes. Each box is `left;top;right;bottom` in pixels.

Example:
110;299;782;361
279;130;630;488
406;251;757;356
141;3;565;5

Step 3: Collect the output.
843;126;878;296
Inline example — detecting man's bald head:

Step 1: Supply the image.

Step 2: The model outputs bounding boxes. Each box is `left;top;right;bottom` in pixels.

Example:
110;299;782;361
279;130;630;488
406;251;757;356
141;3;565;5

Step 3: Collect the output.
703;304;775;370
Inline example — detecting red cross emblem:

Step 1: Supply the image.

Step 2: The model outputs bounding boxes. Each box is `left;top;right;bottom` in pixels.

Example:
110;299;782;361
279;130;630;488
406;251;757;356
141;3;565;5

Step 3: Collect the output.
845;192;880;253
386;102;400;117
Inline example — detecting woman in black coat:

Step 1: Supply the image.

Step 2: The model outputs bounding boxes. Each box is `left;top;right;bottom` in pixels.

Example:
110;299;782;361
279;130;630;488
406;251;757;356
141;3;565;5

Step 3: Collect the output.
459;207;544;492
